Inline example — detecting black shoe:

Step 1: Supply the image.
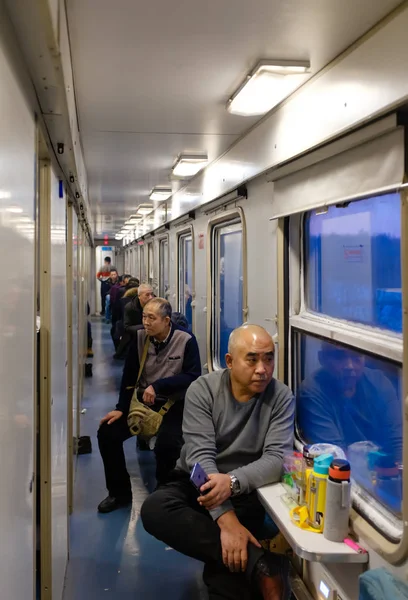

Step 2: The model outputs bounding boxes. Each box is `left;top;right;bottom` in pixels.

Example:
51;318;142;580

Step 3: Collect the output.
254;552;291;600
97;495;132;513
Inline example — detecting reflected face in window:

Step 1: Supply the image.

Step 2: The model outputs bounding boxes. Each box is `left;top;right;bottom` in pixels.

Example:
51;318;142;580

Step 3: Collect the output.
319;346;364;397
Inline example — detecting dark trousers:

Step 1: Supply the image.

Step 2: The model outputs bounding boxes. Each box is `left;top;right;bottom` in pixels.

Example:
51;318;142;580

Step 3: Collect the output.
97;401;184;497
87;321;92;350
110;318;119;349
101;280;110;313
141;473;266;600
115;331;132;358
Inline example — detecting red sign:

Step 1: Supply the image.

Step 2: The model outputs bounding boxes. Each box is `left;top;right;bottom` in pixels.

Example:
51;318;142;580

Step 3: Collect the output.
198;233;205;250
343;245;363;262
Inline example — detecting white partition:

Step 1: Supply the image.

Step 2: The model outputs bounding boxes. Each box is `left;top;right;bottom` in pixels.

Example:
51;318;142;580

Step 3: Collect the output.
72;211;78;444
0;6;36;598
50;170;68;599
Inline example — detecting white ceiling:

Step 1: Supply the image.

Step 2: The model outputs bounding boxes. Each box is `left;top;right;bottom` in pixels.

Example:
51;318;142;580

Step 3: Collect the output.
67;0;403;236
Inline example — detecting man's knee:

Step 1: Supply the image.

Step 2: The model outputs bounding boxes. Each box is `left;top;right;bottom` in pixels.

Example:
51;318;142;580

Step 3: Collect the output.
97;421;123;446
140;489;168;536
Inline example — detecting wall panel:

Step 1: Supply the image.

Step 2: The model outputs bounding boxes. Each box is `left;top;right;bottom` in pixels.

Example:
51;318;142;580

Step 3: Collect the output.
50;170;68;599
72;211;78;444
0;3;36;597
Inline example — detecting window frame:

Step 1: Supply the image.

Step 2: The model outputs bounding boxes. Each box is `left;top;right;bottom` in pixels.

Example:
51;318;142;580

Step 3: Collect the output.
158;234;170;299
206;208;248;372
139;242;146;283
147;240;154;287
176;226;195;332
133;244;139;279
288;190;405;544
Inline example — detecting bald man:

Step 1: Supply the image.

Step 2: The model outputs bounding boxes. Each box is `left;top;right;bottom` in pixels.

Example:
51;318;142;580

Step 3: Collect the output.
141;325;294;600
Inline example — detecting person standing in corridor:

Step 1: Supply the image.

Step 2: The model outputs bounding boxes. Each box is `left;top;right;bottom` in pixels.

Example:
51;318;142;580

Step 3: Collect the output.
96;256;112;315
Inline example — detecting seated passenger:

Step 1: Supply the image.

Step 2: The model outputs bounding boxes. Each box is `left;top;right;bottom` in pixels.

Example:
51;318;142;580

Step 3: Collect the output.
141;325;294;600
97;297;201;513
171;311;189;330
111;274;132;349
123;283;154;335
297;342;402;463
113;278;140;359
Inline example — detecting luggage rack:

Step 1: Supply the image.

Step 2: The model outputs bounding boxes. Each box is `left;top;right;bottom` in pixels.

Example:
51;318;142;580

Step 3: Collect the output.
258;483;369;564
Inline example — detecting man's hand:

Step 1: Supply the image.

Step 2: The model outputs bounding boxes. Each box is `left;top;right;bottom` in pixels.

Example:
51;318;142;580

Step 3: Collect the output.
99;410;123;426
198;473;232;510
143;385;156;406
217;511;261;573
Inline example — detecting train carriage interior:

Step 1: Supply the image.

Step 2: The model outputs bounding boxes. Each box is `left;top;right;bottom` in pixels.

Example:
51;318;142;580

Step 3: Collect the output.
3;0;408;598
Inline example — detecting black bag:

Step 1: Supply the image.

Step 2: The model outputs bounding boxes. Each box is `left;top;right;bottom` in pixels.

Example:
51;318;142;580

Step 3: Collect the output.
77;436;92;455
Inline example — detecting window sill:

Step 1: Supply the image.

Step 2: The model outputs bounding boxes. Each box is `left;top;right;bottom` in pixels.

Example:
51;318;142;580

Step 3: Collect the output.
289;312;402;363
257;483;368;564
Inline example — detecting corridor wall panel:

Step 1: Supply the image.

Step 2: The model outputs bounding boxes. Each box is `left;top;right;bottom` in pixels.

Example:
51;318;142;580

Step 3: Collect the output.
0;3;36;597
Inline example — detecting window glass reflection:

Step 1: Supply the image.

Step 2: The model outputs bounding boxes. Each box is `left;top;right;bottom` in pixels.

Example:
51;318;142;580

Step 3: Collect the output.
159;239;170;300
305;193;402;332
214;224;243;368
178;235;193;330
140;245;146;282
296;333;402;514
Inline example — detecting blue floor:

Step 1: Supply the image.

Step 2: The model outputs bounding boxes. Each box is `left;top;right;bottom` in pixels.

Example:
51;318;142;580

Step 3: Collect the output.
63;320;208;600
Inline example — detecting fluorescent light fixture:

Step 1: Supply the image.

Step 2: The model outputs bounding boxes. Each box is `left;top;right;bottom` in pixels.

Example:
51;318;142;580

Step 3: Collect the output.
227;59;310;116
149;187;172;202
125;214;142;225
6;206;23;214
137;203;154;215
0;190;11;200
172;154;208;178
121;225;134;231
115;234;124;240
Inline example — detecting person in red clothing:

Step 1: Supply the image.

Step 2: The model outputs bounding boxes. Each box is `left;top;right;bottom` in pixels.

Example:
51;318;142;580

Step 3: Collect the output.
96;257;113;315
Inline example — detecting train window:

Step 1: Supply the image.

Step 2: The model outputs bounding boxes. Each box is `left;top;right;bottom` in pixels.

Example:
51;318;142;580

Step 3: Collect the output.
292;191;404;534
178;231;193;330
212;221;243;369
305;193;401;333
295;331;402;516
159;237;169;299
148;243;154;286
132;246;140;279
140;244;146;282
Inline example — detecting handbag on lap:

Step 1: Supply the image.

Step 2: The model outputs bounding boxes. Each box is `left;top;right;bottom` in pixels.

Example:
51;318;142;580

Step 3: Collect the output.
127;336;175;439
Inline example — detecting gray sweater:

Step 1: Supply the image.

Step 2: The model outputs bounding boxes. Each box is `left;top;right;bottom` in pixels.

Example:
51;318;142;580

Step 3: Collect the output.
177;369;295;519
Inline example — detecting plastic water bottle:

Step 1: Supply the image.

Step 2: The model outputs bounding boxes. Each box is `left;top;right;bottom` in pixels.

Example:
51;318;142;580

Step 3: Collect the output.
307;453;333;532
323;459;351;542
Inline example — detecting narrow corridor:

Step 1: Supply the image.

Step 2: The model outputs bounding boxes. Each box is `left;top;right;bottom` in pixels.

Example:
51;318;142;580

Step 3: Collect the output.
63;320;207;600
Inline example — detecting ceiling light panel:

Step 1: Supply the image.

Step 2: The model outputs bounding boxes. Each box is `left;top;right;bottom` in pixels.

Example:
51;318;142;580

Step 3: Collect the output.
137;203;154;215
172;154;208;178
149;187;172;202
125;214;142;225
227;59;310;117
